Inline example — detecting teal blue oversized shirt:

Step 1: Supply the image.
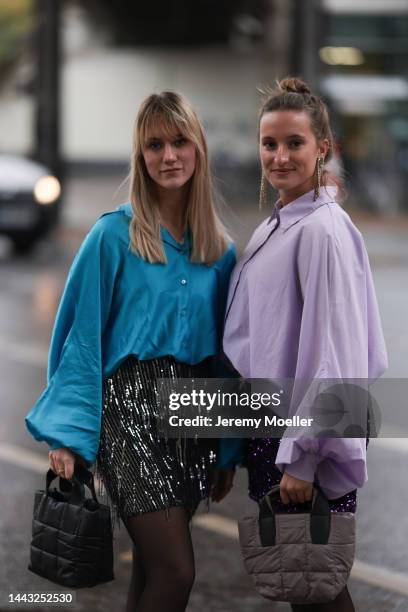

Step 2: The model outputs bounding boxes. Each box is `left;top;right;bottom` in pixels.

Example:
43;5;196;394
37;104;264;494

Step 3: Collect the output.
26;203;236;464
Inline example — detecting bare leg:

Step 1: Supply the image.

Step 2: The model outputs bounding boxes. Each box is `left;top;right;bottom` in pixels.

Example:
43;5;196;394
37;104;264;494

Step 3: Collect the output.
123;506;195;612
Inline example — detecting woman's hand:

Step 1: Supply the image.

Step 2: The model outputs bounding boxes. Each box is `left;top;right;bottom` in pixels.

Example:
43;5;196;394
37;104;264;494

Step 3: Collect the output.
279;472;313;505
48;448;78;480
211;468;235;502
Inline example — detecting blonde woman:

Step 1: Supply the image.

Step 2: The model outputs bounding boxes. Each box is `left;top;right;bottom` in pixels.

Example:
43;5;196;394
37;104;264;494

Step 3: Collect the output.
26;91;236;611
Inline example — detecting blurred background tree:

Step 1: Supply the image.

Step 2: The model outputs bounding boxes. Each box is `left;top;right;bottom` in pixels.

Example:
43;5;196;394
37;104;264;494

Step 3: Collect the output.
0;0;33;86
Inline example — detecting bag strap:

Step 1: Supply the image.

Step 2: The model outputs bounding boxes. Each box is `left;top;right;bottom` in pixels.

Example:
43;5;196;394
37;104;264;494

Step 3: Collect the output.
259;483;331;546
259;495;277;546
72;464;98;503
46;465;98;505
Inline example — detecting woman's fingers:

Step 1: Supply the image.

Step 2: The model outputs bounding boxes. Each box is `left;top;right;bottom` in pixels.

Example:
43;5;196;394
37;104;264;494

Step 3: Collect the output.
48;450;56;474
279;472;313;505
297;490;306;504
63;456;74;480
279;486;290;505
48;448;76;480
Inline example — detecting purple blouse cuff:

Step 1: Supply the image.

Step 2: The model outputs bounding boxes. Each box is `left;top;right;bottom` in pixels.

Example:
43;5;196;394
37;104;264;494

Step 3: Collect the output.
276;451;319;482
275;438;368;499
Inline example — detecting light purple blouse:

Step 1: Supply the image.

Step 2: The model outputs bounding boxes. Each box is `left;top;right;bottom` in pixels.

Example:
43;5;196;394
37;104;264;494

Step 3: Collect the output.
223;187;388;499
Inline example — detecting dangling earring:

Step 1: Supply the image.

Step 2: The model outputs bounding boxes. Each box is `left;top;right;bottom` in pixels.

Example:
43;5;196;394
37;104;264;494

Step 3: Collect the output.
259;173;268;210
313;156;324;201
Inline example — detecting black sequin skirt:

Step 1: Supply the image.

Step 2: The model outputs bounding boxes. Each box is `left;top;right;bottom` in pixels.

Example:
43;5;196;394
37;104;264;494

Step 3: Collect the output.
95;355;217;525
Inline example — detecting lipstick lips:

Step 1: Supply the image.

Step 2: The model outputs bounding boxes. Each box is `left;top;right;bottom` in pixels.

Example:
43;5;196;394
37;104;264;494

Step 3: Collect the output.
161;168;182;173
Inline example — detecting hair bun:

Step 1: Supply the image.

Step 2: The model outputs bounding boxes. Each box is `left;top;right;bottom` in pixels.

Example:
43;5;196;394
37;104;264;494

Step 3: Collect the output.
278;77;311;95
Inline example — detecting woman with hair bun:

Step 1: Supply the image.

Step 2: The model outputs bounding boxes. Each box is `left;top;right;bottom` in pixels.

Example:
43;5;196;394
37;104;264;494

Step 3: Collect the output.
26;91;236;611
222;77;387;610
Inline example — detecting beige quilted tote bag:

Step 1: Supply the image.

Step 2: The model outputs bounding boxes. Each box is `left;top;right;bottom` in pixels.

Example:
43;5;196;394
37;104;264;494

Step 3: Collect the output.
238;484;355;604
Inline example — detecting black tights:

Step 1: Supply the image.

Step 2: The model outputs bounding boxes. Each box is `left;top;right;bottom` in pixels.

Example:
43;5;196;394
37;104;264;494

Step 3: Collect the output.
123;506;195;612
291;586;355;612
123;507;355;612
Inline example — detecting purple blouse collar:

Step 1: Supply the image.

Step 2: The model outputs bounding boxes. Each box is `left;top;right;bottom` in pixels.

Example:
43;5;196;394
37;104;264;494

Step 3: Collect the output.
269;186;338;231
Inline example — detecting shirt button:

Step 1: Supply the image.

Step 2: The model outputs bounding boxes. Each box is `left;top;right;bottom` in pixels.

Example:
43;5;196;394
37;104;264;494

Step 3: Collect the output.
180;278;187;285
180;309;186;316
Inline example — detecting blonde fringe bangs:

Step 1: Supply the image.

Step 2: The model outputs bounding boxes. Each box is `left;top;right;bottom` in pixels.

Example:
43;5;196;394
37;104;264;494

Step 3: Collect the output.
128;93;229;265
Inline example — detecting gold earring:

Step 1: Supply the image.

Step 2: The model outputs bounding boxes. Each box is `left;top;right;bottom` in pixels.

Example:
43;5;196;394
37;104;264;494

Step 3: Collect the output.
259;173;268;210
314;156;324;201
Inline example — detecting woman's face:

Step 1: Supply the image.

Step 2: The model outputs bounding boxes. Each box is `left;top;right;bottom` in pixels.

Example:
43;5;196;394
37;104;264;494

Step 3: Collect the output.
259;110;329;204
142;123;197;192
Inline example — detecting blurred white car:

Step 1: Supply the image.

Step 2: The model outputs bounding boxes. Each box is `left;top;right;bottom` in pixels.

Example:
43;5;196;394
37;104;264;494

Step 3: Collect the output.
0;154;61;253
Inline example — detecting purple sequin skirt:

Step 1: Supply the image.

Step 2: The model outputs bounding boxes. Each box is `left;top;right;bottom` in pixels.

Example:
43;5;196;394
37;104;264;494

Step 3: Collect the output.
245;438;357;513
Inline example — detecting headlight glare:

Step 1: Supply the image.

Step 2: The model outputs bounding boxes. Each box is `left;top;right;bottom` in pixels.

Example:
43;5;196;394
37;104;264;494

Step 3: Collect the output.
34;175;61;205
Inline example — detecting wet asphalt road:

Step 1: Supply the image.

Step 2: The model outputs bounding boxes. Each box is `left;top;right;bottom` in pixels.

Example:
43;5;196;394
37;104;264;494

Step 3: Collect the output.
0;173;408;611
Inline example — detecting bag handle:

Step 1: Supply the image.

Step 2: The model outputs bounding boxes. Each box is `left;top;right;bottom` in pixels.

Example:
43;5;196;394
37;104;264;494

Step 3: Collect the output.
259;483;331;546
72;464;98;502
46;465;98;505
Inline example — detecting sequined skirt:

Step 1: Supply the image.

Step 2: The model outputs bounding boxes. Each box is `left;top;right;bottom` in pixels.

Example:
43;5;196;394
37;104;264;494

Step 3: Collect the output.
95;355;217;525
245;438;358;513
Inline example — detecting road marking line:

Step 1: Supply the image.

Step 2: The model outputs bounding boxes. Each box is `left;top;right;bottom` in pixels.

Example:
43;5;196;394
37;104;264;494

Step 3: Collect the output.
0;442;49;473
350;560;408;598
194;512;239;538
0;338;47;367
372;437;408;453
3;338;408;451
193;514;408;597
2;441;408;596
2;335;408;451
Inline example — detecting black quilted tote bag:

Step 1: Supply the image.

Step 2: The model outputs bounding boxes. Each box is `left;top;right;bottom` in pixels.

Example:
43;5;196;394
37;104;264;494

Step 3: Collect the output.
29;465;114;588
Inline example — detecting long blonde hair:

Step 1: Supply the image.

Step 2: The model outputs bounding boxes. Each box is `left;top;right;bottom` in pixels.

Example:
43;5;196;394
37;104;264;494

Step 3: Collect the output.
128;91;229;264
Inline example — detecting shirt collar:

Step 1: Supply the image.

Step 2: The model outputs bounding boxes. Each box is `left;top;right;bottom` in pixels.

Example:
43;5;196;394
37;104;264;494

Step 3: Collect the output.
268;186;338;231
116;203;191;253
160;225;191;252
117;202;133;218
